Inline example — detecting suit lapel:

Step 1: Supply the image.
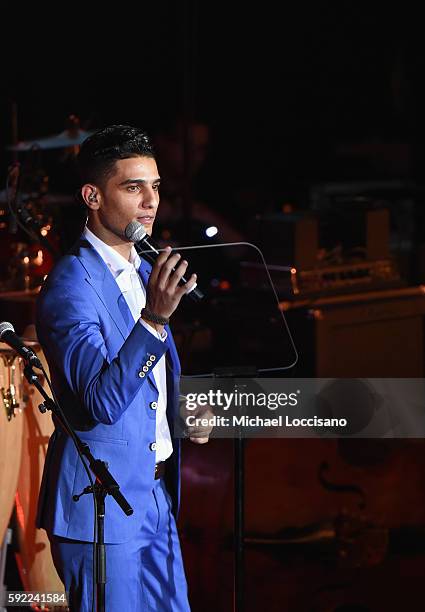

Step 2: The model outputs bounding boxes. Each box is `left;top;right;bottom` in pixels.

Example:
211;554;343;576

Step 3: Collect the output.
76;240;133;341
138;257;151;287
77;242;180;399
77;241;179;361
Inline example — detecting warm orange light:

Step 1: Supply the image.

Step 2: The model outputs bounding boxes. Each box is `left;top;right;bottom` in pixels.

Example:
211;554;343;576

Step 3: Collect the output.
15;491;26;531
310;309;324;321
33;250;44;266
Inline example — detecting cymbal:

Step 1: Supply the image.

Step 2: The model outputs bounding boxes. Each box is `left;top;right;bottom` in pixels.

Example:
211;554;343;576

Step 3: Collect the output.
8;128;93;151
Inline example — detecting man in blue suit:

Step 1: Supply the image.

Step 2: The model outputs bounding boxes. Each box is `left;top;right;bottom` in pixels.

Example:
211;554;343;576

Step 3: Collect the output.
36;125;206;610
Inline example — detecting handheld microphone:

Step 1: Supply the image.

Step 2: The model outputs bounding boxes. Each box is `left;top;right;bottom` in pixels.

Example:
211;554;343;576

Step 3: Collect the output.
124;221;204;302
0;322;43;369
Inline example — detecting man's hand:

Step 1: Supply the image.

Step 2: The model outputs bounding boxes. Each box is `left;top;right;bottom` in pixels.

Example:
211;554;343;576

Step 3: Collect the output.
188;407;214;444
145;246;197;320
180;399;214;445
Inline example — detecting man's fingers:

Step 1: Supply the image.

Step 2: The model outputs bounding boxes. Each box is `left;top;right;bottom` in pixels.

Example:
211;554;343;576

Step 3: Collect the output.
190;437;209;444
149;248;196;302
185;405;213;444
149;246;172;284
186;420;213;439
167;258;192;292
187;427;210;437
157;253;184;288
175;273;197;299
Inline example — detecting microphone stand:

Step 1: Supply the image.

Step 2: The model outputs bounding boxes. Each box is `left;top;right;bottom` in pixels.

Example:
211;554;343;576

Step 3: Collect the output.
23;363;133;612
17;201;60;260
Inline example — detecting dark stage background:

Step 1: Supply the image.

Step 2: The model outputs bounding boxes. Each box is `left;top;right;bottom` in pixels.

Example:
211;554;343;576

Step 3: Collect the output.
2;4;425;611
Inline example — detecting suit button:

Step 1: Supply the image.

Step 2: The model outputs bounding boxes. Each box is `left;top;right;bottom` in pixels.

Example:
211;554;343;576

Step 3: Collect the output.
149;442;157;451
149;355;156;361
150;401;158;410
146;360;152;366
142;365;149;372
138;371;145;378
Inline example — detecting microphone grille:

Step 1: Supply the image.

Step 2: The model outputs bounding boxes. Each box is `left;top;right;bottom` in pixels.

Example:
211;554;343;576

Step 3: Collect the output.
125;221;146;242
0;321;14;339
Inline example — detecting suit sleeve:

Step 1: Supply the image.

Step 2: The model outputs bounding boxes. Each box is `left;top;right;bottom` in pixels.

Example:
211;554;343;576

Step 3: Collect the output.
36;282;167;425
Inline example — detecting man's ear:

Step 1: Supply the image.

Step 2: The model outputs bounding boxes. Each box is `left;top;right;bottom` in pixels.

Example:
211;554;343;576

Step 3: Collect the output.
81;184;100;210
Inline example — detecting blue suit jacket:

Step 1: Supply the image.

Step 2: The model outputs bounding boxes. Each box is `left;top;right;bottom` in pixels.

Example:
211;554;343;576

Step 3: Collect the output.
36;238;181;543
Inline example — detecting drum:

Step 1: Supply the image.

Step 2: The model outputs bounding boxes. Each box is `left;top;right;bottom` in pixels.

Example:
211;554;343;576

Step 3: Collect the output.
14;331;64;594
0;345;24;543
0;213;56;292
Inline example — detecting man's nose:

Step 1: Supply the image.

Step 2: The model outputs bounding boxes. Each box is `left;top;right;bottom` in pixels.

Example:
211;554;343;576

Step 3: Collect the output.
141;190;157;208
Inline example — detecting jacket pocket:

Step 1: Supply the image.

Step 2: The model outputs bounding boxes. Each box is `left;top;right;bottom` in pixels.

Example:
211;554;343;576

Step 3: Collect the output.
78;436;128;446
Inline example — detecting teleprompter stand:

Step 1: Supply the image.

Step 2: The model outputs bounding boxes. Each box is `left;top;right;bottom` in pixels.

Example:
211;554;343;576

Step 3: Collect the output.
166;240;298;612
23;363;133;612
214;365;258;612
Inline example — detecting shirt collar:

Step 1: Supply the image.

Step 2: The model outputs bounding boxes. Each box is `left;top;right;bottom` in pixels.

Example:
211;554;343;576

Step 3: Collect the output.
83;226;141;278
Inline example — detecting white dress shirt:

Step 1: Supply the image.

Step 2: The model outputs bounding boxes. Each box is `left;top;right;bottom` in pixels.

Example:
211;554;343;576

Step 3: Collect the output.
83;226;173;462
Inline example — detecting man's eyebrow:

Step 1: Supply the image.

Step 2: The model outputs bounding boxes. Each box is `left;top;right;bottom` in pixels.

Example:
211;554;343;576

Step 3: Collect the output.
119;177;161;186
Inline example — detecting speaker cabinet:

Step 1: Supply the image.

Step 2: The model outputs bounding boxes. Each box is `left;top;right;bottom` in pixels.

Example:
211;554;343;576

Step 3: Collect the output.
287;287;425;377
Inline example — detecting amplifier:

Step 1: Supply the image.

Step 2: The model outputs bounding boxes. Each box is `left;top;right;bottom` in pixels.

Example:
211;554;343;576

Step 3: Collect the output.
291;258;402;296
248;208;401;297
240;258;402;299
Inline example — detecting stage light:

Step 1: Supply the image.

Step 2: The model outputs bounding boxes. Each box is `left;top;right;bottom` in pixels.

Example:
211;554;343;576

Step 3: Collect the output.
205;226;218;238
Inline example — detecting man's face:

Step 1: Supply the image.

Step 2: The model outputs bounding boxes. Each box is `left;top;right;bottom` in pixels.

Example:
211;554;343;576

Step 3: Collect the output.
93;156;160;243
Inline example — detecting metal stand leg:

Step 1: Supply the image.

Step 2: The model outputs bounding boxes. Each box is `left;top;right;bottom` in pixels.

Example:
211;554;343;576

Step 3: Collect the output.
234;437;245;612
0;528;12;612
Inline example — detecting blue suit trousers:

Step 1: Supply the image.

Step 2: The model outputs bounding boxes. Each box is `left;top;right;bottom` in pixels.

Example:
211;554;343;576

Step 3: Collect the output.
49;479;190;611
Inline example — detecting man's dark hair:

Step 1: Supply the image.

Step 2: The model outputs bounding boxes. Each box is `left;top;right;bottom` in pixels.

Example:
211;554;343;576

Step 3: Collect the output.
77;125;155;187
